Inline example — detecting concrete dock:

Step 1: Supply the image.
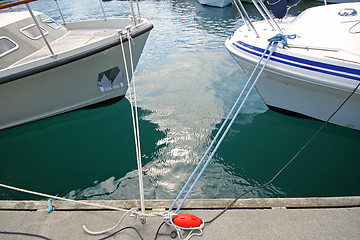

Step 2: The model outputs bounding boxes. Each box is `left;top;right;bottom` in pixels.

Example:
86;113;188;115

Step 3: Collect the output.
1;197;359;239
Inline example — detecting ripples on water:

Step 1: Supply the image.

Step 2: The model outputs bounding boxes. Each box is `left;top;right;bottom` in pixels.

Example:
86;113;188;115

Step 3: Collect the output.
67;0;272;200
1;0;359;201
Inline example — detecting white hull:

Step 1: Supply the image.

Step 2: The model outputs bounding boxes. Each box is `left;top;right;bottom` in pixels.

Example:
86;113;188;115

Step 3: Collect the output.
226;52;360;129
197;0;232;7
0;15;152;130
315;0;360;3
226;3;360;130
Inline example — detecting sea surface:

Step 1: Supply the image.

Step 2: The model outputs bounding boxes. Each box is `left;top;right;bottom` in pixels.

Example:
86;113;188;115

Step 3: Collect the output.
1;0;359;202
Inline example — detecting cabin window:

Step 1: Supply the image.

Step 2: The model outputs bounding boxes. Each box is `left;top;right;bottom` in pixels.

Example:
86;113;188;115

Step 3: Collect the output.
0;37;19;58
20;24;48;40
43;18;61;30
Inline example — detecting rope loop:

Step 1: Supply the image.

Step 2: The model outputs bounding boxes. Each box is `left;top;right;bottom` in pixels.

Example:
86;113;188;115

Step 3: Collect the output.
83;208;173;236
268;33;296;48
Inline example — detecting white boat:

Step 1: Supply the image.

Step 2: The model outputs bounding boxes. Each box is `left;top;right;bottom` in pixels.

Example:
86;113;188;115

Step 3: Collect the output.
0;0;153;130
225;2;360;130
315;0;360;3
197;0;232;8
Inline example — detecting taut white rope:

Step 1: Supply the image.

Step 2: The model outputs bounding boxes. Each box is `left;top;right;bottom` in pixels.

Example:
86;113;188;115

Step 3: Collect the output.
0;183;171;236
0;183;128;212
119;28;145;214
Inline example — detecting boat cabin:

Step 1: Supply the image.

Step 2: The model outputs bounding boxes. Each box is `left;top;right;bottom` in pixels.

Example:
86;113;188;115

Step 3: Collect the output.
0;11;68;69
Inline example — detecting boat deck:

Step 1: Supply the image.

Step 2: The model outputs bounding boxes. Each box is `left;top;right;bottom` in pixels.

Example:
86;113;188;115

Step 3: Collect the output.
12;27;118;67
0;197;359;239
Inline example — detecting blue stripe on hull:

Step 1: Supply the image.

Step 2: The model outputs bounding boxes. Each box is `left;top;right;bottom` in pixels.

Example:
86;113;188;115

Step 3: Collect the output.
232;40;360;82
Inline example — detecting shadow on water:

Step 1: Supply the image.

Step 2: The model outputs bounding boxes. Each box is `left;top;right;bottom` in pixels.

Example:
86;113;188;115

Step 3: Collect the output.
217;110;360;198
0;99;164;200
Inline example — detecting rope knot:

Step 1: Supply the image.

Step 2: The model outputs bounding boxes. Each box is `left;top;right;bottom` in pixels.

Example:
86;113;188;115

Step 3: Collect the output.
268;33;296;48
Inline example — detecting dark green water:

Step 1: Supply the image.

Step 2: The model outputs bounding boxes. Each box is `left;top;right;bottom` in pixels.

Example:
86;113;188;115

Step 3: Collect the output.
1;0;359;201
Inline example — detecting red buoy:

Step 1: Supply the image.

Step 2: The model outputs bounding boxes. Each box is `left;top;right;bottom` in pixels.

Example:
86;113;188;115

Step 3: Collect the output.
173;214;202;228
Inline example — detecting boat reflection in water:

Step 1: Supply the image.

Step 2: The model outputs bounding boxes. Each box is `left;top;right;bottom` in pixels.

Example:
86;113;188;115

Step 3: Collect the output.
197;0;233;8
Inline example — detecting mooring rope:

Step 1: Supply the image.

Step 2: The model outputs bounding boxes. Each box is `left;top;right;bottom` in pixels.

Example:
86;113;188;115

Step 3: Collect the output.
119;28;145;214
0;182;171;233
127;28;146;215
0;27;152;239
204;70;360;226
83;208;137;235
1;30;357;239
170;34;290;214
0;183;128;212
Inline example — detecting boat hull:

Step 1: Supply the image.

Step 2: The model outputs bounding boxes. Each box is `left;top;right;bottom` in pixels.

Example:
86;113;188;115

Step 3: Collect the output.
0;28;151;130
225;2;360;130
225;39;360;130
197;0;232;7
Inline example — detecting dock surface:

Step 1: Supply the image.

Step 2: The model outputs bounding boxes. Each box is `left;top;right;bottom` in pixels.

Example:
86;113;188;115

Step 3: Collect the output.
1;197;359;239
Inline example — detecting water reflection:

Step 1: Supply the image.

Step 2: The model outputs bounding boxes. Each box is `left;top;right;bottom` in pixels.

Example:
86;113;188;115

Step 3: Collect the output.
65;0;276;200
3;0;356;201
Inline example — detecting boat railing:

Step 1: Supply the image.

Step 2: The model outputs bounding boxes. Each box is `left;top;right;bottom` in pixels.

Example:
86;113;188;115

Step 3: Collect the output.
232;0;259;36
0;0;56;57
0;0;143;59
0;0;36;10
232;0;284;37
254;0;283;33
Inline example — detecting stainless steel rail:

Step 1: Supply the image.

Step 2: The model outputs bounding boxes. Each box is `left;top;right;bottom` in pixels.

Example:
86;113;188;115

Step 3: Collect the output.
232;0;284;37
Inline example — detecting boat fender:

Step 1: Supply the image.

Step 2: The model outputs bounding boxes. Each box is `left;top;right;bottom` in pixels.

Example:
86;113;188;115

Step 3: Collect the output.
268;0;287;19
286;0;301;7
173;214;202;228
